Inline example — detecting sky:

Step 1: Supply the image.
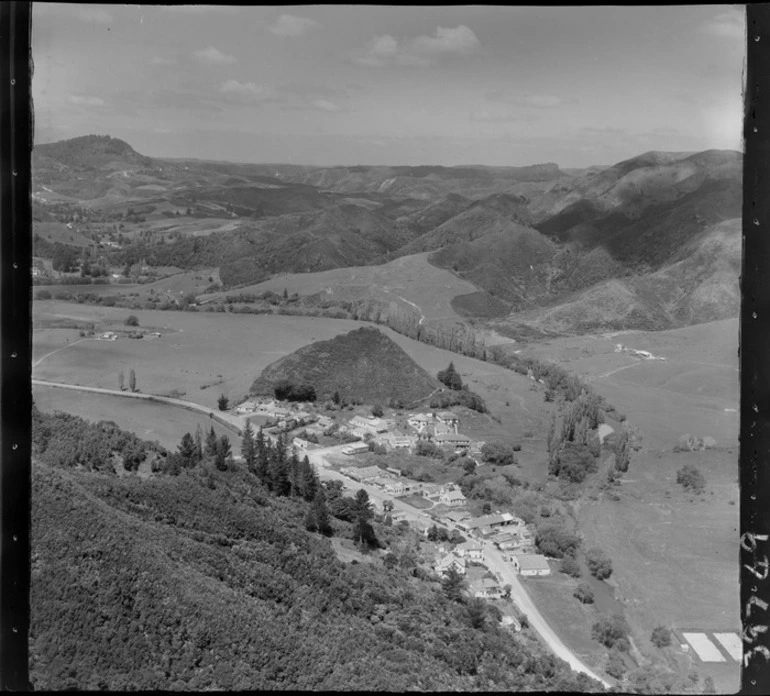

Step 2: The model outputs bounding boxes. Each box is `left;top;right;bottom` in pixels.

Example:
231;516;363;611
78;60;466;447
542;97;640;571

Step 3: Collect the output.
31;4;745;168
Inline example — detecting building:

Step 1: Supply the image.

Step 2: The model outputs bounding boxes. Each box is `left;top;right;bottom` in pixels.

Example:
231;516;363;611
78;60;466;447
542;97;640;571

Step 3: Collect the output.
235;400;260;414
384;480;406;496
434;410;460;433
349;416;388;434
100;331;118;340
418;482;444;498
343;465;385;481
472;577;503;599
434;554;467;577
454;540;484;561
385;434;414;450
439;487;467;507
434;433;472;451
512;553;551;577
407;413;432;433
316;415;334;429
341;442;371;456
457;512;519;534
292;437;312;450
441;509;471;525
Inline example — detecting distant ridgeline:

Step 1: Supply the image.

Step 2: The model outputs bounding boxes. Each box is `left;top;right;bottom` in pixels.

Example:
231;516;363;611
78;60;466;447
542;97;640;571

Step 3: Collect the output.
30;402;602;692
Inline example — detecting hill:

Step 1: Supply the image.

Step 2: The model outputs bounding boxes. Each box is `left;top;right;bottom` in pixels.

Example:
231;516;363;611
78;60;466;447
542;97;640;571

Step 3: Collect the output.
250;326;440;405
34;135;154;172
30;408;601;691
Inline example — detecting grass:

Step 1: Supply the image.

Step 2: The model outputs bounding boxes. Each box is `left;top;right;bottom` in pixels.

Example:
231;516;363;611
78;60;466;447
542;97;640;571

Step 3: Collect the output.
577;448;739;689
203;251;479;326
33;385;240;451
397;495;434;510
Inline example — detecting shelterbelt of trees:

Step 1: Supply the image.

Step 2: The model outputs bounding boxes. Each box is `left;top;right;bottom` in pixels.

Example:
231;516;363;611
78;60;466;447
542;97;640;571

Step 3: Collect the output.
30;405;604;692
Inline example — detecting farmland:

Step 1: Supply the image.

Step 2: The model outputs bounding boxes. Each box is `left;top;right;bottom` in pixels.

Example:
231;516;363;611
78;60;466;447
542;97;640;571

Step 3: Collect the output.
201;251;480;326
32;385;239;452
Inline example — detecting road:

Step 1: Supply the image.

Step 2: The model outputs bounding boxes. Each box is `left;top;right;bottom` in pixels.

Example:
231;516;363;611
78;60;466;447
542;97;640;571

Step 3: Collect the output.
32;379;609;687
306;446;611;688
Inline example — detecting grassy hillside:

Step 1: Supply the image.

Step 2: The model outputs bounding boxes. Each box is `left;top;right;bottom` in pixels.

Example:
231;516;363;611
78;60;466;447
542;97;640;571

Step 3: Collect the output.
30;409;602;692
250;326;440;405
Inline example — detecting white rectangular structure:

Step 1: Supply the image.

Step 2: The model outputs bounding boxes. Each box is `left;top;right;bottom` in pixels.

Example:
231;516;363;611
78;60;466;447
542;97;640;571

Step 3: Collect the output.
682;633;727;662
713;632;742;662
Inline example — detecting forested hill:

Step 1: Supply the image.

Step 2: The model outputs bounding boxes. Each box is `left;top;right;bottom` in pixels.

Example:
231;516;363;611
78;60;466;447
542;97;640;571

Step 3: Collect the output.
30;406;602;691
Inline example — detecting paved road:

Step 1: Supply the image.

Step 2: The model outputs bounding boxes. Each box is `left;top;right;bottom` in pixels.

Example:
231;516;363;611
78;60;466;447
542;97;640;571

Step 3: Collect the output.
33;379;609;687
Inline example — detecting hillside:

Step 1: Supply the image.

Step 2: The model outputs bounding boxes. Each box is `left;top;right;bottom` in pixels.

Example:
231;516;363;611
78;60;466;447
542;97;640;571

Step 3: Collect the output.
30;408;602;692
250;326;440;405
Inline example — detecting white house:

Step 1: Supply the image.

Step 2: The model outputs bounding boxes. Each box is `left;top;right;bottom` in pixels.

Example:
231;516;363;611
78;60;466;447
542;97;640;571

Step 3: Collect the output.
349;416;388;434
434;433;471;451
235;400;260;414
434;554;466;577
292;437;312;450
407;413;432;433
384;480;406;496
439;488;467;507
434;410;460;433
454;540;484;561
472;577;503;599
341;442;370;456
512;553;551;577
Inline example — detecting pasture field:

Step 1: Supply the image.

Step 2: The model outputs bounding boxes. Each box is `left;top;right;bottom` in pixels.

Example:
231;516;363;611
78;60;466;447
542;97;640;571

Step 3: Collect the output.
518;318;739;450
578;448;739;691
32;299;552;445
33;385;239;452
202;251;480;326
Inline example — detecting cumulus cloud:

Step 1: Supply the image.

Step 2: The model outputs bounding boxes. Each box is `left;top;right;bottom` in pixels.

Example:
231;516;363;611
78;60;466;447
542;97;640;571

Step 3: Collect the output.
269;14;320;38
191;46;238;65
355;25;480;68
67;95;106;107
220;79;272;102
701;9;745;40
77;7;113;24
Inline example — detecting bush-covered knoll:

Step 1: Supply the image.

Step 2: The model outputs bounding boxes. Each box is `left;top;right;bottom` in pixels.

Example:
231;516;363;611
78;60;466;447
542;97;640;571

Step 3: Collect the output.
250;326;440;406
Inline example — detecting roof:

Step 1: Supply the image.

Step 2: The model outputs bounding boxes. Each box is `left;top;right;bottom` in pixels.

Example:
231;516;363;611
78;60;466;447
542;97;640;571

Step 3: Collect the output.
442;510;471;522
442;489;466;501
515;554;550;571
409;413;432;422
462;512;513;529
456;540;483;552
436;554;466;570
436;411;458;420
435;434;471;443
350;465;385;479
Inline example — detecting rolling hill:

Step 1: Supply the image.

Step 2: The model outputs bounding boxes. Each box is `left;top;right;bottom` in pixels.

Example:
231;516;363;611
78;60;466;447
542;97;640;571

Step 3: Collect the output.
250;326;440;405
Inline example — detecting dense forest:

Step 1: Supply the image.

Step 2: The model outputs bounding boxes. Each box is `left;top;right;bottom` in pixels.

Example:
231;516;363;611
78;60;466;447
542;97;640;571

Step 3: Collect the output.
30;405;604;691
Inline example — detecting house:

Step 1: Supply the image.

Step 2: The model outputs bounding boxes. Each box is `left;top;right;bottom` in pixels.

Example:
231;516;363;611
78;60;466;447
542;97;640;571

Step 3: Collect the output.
407;413;432;433
439;487;467;507
316;415;333;429
454;540;484;561
457;512;519;534
472;577;503;599
235;400;260;414
385;467;402;477
384;480;406;496
434;554;467;577
343;465;384;482
100;331;118;340
434;410;460;433
418;482;444;498
341;442;374;457
385;434;414;450
434;433;472;451
512;553;551;577
349;416;388;434
501;615;521;632
292;437;312;450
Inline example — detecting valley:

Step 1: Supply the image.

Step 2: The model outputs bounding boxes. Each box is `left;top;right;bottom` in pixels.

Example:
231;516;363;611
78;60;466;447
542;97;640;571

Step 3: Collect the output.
29;133;741;693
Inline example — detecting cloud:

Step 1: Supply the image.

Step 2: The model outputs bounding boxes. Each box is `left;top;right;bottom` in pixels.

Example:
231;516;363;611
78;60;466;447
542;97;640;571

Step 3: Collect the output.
191;46;238;65
701;9;744;40
220;79;272;103
470;108;537;124
150;56;177;66
160;6;239;14
486;91;576;109
77;7;113;24
67;95;106;107
311;99;341;113
269;14;320;38
355;25;480;68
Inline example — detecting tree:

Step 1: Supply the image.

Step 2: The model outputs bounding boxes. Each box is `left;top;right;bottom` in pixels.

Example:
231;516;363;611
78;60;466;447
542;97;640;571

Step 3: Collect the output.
177;432;197;465
382;499;394;513
592;614;630;650
241;420;255;472
441;566;466;603
614;428;631;473
194;423;204;463
585;547;613;580
125;315;139;327
651;625;672;648
312;487;333;536
481;441;517;466
415;440;441;458
703;677;716;694
205;425;218;457
217;394;229;411
129;368;137;392
353;489;376;551
560;556;582;578
676;463;706;493
535;522;581;558
123;262;132;278
332;390;342;406
437;361;463;391
215;435;232;471
606;650;627;680
466;598;488;630
463;458;477;475
502;584;512;599
283;287;288;300
371;404;384;418
573;583;595;604
118;371;124;391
